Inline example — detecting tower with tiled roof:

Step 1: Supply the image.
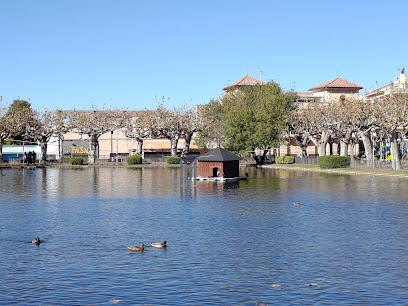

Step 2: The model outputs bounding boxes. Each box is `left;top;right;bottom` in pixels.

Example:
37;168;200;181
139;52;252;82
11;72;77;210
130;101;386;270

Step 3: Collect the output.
223;75;266;92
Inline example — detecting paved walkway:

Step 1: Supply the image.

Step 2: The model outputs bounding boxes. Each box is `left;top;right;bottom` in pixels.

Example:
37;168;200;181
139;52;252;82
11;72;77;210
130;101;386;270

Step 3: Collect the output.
262;164;408;179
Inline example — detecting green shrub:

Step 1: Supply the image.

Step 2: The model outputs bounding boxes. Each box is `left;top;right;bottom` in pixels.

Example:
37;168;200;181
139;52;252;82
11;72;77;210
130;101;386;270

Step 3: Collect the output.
276;156;295;164
126;155;142;165
166;156;180;164
318;156;350;169
69;157;84;165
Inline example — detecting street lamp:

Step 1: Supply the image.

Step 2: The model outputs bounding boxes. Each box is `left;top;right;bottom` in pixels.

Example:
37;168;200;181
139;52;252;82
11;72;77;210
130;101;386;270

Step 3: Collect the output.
116;132;119;163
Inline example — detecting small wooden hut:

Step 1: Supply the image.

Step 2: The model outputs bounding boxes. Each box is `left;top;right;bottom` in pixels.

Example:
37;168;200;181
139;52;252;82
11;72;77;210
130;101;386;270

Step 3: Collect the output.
196;147;242;179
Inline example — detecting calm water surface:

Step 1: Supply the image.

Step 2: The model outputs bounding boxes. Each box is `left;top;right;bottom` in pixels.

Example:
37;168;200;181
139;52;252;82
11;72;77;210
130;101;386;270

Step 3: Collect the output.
1;166;408;305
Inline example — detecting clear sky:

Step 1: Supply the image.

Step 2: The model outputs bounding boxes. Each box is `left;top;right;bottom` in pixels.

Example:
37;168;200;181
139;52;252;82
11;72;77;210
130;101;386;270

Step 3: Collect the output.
0;0;407;110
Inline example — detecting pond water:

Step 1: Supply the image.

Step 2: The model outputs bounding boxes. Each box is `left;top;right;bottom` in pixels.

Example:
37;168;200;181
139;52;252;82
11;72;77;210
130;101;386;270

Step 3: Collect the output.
1;166;408;305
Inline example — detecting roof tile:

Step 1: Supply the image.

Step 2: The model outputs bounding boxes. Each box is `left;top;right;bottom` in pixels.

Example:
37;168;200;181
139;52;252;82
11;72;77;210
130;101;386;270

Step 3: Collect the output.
309;77;363;91
223;75;266;90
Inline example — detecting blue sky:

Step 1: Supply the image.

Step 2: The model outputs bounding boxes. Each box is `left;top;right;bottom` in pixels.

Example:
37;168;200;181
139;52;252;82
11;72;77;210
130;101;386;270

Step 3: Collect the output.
0;0;407;110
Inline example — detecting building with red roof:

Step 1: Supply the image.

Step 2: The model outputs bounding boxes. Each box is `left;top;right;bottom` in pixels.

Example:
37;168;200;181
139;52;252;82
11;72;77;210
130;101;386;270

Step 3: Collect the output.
296;77;363;108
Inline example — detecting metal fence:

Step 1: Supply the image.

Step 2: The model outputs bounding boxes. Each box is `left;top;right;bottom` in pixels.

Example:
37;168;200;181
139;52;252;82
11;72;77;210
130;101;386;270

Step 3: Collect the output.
294;156;319;165
294;155;408;170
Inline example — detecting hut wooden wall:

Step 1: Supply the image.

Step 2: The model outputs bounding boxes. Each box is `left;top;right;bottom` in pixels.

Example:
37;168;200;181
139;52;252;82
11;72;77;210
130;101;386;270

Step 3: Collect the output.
197;160;239;178
223;160;239;178
197;161;223;177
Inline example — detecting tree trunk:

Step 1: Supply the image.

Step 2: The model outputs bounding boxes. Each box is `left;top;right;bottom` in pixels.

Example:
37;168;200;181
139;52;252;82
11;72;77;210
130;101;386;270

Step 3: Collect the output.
136;139;143;155
297;142;307;158
299;143;307;158
340;140;348;156
39;142;47;164
0;138;3;163
310;132;330;157
358;132;372;160
182;132;193;157
170;135;179;156
339;130;351;156
89;135;99;164
390;131;401;170
318;145;326;157
59;134;64;163
292;136;308;158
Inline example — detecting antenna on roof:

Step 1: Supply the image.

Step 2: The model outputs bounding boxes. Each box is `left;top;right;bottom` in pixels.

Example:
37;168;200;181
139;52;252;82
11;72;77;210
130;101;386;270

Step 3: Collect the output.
247;65;248;76
337;69;340;77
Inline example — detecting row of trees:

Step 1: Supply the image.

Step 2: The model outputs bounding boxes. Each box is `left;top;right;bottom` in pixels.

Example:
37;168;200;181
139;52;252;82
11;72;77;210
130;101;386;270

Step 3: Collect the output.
0;99;203;164
285;91;408;170
3;85;408;170
0;82;294;165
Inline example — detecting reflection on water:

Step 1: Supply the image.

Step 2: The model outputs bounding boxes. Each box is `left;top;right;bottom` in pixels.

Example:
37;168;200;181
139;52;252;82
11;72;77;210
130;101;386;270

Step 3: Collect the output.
1;166;408;304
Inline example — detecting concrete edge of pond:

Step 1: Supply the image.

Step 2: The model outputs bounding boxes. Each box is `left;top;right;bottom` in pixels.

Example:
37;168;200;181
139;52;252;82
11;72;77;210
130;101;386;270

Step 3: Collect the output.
262;164;408;179
0;163;180;169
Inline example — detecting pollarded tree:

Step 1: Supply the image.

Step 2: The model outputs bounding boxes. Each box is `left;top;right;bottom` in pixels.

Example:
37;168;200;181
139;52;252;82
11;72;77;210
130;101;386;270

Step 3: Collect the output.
24;109;71;164
371;90;408;170
303;103;333;157
68;106;124;163
122;111;150;155
284;108;311;158
178;103;203;156
145;99;187;157
347;97;378;160
329;98;355;156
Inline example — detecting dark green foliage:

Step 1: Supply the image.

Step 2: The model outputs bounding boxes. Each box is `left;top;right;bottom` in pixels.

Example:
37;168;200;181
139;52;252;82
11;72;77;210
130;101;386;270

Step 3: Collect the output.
276;156;295;164
166;156;180;164
5;99;34;142
200;82;296;154
318;156;350;169
126;155;142;165
7;99;31;114
69;157;84;165
195;99;224;149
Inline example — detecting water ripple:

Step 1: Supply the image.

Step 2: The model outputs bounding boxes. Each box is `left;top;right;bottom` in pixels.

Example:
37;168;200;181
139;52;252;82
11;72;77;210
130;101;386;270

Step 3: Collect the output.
1;167;408;304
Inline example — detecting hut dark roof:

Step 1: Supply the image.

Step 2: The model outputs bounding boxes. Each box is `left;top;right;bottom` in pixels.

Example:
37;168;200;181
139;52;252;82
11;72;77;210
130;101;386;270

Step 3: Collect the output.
197;147;242;162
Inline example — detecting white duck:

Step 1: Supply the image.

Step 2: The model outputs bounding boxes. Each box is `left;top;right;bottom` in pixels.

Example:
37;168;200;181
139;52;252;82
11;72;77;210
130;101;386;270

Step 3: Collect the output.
32;237;41;245
150;241;167;248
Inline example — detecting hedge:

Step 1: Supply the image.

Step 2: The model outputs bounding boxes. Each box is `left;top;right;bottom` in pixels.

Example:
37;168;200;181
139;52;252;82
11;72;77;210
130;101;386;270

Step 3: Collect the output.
276;156;295;164
166;156;180;164
69;157;84;165
318;156;350;169
126;155;142;165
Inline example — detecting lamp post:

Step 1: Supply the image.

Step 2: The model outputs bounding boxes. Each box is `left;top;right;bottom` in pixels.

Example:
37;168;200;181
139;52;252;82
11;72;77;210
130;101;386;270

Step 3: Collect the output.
116;132;119;163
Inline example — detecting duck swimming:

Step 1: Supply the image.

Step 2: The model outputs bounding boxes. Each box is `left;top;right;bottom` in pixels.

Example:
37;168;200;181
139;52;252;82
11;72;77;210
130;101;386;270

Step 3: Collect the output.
32;237;41;245
294;202;302;206
127;243;144;251
150;241;167;248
